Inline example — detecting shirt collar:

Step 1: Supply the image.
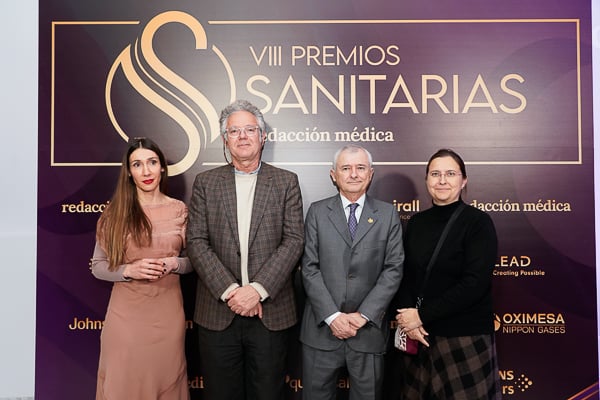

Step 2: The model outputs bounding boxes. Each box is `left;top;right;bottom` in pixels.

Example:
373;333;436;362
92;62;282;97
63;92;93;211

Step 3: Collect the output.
234;161;262;175
340;193;366;209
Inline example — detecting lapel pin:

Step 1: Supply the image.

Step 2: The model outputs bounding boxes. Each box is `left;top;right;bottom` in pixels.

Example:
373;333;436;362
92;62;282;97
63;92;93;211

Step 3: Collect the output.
368;218;374;224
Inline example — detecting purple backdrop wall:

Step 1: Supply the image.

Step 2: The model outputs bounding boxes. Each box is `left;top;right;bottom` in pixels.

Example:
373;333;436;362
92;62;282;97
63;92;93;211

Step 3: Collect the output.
37;1;597;398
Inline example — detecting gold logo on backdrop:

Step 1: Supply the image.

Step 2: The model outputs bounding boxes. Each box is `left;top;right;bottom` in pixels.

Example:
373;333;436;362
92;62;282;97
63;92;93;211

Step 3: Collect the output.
51;17;583;167
52;11;234;175
105;11;231;175
499;370;534;396
494;312;566;334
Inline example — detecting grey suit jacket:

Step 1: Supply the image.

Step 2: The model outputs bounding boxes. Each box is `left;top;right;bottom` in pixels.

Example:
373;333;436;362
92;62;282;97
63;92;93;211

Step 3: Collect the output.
300;194;404;353
187;163;305;331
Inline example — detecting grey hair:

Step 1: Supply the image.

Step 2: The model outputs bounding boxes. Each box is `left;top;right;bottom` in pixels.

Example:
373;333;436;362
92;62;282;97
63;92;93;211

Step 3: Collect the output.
332;145;373;169
219;99;266;138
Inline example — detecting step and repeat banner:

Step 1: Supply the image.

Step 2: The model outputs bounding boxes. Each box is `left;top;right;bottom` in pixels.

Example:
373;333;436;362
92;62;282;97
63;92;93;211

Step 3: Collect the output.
37;1;596;399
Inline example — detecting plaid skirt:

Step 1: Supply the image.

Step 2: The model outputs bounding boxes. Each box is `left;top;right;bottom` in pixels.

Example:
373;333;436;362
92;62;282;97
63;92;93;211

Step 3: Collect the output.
399;334;502;400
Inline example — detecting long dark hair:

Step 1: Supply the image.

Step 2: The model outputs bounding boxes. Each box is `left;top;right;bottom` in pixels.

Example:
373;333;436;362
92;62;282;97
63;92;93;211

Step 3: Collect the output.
97;138;168;270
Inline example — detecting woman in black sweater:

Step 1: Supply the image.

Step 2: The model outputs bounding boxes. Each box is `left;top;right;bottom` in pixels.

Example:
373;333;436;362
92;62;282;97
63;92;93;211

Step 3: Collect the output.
394;149;502;399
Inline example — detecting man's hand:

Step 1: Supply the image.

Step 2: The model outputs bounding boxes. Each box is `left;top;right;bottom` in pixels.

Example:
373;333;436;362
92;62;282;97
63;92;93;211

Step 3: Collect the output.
330;314;358;339
347;312;368;330
227;285;261;316
240;302;263;318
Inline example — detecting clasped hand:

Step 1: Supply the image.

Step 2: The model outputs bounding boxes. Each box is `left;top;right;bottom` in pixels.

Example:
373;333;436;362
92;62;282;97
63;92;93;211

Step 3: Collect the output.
396;308;429;347
330;312;367;340
123;257;178;281
226;285;263;318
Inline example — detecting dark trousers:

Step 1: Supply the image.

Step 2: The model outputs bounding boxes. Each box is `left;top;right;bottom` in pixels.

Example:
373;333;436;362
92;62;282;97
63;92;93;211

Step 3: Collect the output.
197;316;290;400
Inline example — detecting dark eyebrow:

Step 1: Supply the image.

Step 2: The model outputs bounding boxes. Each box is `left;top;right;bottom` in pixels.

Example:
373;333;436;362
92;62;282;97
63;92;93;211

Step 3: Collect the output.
130;156;159;163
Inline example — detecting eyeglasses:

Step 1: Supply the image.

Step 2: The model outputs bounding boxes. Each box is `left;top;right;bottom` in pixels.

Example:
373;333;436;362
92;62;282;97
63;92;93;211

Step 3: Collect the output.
428;170;462;179
225;125;261;137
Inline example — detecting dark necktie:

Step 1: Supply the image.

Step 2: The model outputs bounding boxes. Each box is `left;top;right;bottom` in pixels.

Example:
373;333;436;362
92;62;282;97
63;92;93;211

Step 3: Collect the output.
348;203;358;240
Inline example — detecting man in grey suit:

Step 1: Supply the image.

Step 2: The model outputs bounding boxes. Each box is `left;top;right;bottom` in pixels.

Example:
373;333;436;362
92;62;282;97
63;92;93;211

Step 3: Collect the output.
187;100;304;400
300;144;404;400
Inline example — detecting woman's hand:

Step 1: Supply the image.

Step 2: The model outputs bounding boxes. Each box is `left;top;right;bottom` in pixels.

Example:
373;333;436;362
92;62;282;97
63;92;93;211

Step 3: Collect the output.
122;258;166;280
160;257;180;274
396;307;423;331
396;308;429;347
406;326;430;347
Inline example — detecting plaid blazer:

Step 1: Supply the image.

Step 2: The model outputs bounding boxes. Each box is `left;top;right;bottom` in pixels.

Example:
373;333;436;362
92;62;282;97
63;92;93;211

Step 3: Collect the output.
187;163;305;331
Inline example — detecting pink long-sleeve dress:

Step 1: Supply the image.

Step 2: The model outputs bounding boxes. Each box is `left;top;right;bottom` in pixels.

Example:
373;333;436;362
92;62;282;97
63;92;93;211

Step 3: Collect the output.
95;199;190;400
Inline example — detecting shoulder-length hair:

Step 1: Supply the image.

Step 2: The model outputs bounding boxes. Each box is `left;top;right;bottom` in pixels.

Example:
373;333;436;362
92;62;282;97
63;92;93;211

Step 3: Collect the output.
97;138;168;270
426;148;467;178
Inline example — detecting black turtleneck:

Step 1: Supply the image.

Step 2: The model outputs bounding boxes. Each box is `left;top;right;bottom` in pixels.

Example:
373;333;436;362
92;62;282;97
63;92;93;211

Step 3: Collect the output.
397;199;498;336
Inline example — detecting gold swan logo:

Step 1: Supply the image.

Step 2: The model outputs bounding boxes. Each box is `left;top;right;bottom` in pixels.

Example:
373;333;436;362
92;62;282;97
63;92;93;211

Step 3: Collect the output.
105;11;233;175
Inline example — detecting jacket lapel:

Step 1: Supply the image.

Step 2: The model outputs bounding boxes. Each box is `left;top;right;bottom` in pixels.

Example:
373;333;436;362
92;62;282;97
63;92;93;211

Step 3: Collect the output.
352;195;377;245
328;196;354;248
248;165;271;245
220;167;240;250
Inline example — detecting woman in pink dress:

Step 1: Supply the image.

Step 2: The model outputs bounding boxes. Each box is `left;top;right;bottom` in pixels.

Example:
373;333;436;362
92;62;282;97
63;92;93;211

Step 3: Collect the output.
90;138;191;399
